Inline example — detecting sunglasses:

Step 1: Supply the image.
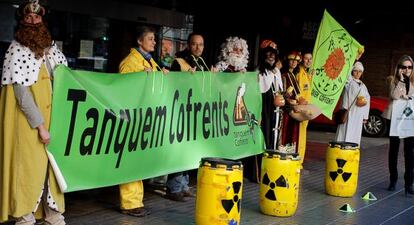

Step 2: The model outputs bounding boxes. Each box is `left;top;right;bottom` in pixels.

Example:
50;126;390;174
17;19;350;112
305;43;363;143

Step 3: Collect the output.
399;65;413;70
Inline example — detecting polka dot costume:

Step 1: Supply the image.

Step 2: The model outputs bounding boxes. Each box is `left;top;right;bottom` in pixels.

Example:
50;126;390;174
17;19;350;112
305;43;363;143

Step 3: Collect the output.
1;40;67;86
32;180;60;213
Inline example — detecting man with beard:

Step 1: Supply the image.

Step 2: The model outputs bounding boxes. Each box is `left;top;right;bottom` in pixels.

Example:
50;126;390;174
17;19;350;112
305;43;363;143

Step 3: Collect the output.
0;0;67;224
215;36;249;72
252;40;284;182
257;40;283;150
215;36;259;181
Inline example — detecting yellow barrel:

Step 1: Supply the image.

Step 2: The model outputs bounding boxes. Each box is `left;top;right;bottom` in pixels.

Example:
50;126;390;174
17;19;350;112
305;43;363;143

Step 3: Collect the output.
195;157;243;225
325;141;360;197
259;151;301;217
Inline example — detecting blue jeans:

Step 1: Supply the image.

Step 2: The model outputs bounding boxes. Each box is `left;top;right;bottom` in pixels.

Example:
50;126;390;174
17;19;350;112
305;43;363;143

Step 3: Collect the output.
166;172;189;193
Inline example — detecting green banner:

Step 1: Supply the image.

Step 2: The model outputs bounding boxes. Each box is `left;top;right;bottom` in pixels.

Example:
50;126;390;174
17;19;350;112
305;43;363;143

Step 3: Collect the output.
311;10;364;119
48;65;263;192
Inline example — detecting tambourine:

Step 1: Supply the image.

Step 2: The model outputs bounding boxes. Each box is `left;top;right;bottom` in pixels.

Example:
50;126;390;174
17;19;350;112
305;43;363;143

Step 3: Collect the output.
289;104;322;122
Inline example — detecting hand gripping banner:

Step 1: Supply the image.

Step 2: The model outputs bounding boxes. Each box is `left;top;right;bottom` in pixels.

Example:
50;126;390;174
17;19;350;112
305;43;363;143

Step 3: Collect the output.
48;66;263;192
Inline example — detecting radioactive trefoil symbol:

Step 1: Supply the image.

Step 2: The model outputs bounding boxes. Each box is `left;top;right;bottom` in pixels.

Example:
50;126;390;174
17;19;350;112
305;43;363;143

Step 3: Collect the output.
329;158;352;182
403;107;413;117
262;173;288;201
221;182;242;213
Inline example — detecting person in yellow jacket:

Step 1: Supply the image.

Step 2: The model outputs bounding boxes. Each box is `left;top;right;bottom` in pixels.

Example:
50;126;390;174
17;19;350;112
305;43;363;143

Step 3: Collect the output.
118;26;168;217
295;52;313;166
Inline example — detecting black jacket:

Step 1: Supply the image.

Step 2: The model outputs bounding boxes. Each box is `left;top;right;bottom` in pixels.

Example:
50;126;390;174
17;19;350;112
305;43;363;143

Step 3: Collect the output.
170;49;209;72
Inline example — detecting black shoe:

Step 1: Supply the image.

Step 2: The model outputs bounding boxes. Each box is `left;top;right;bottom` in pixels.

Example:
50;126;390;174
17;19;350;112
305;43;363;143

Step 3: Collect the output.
121;207;151;217
387;182;396;191
165;191;187;202
182;189;195;198
405;186;414;196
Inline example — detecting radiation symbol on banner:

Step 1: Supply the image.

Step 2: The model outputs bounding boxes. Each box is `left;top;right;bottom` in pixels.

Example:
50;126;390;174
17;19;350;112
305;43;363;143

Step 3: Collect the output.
262;173;288;201
221;182;242;213
329;158;352;182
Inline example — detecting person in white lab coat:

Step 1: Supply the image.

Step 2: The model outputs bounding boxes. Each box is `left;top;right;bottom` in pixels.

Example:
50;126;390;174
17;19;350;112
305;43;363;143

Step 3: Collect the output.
335;61;370;145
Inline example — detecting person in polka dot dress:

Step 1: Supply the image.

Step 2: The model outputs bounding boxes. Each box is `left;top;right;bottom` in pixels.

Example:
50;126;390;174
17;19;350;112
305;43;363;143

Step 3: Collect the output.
0;1;67;224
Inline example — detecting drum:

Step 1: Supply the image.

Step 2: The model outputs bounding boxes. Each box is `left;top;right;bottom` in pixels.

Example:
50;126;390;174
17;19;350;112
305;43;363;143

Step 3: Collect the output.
195;158;243;225
325;141;360;197
259;151;301;217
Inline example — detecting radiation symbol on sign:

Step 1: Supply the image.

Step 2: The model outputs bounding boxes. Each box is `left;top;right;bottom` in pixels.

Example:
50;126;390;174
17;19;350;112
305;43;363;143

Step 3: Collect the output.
329;158;352;182
221;181;242;213
262;173;288;201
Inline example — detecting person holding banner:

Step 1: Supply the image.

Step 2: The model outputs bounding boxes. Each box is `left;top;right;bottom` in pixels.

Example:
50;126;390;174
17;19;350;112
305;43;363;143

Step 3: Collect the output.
383;55;414;194
0;0;67;224
118;25;168;217
334;61;370;146
215;36;262;182
215;36;249;72
165;33;211;202
170;32;212;73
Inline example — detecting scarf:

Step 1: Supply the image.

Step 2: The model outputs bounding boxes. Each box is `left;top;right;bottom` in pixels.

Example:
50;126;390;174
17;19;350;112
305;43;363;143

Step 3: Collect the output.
136;47;152;62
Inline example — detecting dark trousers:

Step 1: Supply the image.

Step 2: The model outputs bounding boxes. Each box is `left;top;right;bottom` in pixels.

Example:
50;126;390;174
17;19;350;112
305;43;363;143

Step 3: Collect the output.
388;121;414;187
241;155;261;183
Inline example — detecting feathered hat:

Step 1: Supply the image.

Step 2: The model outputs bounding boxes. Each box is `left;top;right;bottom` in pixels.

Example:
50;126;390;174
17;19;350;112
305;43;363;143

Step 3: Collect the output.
287;51;302;62
260;39;279;55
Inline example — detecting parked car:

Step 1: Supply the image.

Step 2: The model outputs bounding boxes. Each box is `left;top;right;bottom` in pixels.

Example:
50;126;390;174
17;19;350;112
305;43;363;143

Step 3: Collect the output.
310;96;389;137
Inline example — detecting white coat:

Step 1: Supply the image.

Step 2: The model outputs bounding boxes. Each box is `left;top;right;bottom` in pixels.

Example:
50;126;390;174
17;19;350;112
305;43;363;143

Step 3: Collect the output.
335;77;370;145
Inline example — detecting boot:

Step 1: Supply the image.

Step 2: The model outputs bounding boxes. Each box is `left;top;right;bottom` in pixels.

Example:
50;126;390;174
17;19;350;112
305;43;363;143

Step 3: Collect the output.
387;182;396;191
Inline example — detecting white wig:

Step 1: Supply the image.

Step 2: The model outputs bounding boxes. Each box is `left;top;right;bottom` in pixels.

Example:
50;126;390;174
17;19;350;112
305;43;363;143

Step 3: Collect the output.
219;36;249;62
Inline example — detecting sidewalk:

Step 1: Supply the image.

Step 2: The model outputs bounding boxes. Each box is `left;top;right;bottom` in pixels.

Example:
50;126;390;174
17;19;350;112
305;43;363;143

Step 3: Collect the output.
2;132;414;225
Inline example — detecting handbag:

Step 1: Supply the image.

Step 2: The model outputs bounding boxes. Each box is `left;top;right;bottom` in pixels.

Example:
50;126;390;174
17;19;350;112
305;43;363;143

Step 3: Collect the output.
334;108;348;124
334;87;361;125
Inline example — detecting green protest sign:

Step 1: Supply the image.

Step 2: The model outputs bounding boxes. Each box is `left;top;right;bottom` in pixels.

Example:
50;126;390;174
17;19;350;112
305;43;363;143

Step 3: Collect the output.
311;10;364;119
48;65;263;192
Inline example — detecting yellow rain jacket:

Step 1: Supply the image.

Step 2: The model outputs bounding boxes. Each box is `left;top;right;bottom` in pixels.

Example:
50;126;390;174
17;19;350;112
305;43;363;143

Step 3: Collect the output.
296;66;312;165
118;48;159;210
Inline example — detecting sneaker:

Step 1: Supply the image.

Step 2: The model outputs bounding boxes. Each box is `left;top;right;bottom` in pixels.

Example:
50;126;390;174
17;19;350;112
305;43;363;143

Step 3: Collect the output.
147;182;167;191
121;207;151;217
165;191;187;202
182;190;195;197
